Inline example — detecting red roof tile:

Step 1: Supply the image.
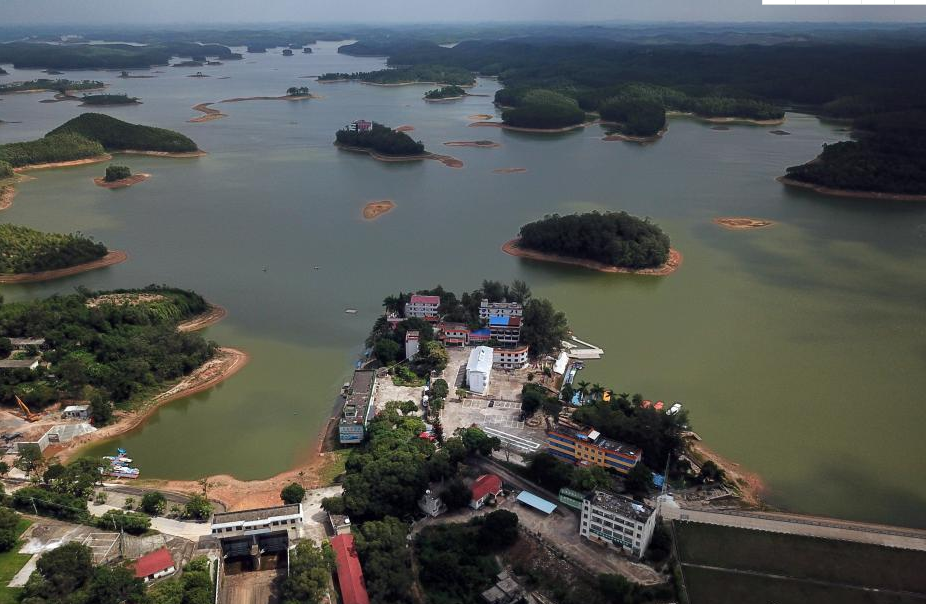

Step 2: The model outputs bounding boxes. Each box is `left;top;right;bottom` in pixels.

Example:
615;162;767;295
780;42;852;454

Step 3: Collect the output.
471;474;503;503
134;548;174;578
331;534;370;604
410;295;440;305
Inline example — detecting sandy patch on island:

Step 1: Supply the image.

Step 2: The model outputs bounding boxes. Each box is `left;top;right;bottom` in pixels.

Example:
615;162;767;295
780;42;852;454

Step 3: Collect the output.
14;155;113;172
177;304;228;332
714;217;776;230
189;102;227;123
362;200;395;220
502;238;682;276
0;185;15;211
395;125;415;132
0;250;128;284
93;173;151;189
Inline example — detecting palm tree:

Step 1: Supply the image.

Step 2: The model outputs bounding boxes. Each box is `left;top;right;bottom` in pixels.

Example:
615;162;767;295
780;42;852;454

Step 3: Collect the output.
590;383;605;400
576;381;590;397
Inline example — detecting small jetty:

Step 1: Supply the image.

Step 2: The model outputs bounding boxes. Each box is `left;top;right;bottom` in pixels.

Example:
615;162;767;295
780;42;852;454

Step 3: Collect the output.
101;448;140;479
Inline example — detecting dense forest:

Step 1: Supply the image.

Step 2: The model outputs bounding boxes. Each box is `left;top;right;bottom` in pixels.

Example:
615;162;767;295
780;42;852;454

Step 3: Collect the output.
599;96;666;136
104;165;132;182
785;110;926;194
0;224;108;274
518;211;671;269
0;41;238;69
0;78;103;94
0;286;215;409
424;85;466;99
48;113;199;153
0;132;105;168
0;160;12;179
318;65;474;86
80;93;139;105
335;122;425;156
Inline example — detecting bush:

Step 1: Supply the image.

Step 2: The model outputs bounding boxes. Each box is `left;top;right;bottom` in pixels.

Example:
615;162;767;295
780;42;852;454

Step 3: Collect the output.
104;165;132;182
96;509;151;535
280;482;306;504
140;491;167;515
12;486;88;521
0;507;22;552
184;494;213;520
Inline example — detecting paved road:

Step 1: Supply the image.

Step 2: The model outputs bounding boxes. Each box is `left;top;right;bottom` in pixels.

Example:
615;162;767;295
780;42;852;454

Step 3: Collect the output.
89;503;211;539
663;504;926;551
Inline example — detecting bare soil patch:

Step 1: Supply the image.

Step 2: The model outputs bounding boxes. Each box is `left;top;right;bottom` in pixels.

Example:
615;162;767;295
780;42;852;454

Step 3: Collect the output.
0;185;15;211
0;250;127;284
395;125;415;132
336;144;463;168
469;121;587;133
219;95;315;103
502;238;682;276
87;292;166;308
468;114;494;121
362;199;395;220
93;173;150;189
713;217;776;230
686;438;766;507
13;155;112;172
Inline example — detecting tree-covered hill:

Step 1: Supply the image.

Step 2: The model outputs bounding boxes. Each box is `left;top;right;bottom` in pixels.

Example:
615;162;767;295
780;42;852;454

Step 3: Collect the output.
0;224;108;274
0;286;215;408
518;211;671;269
335;122;425;156
48;113;198;153
499;89;587;129
0;132;105;168
319;65;474;86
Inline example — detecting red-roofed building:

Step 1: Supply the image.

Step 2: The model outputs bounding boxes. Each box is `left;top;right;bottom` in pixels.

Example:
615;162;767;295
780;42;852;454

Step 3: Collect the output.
405;295;440;321
134;548;176;583
470;474;503;510
331;534;370;604
439;322;470;346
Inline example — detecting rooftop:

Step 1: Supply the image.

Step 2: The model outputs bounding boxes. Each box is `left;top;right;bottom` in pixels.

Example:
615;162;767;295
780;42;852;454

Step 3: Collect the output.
0;358;38;369
331;534;370;604
588;490;654;522
471;474;503;502
134;548;174;578
489;316;521;328
409;294;440;305
8;338;45;347
213;504;301;525
63;405;89;413
516;490;557;514
549;424;641;458
341;370;375;425
480;299;522;309
467;346;494;374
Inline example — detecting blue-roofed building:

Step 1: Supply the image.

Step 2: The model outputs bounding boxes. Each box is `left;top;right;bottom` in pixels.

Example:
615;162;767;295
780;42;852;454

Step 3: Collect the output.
488;315;521;345
516;491;557;515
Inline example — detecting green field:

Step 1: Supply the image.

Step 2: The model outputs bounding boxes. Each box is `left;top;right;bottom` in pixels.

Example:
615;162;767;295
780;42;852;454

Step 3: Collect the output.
674;521;926;604
0;518;34;604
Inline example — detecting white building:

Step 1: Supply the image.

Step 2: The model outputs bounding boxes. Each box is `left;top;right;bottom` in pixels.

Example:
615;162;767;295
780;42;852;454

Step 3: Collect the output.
479;299;522;320
405;330;420;360
211;504;303;537
466;346;494;394
61;405;90;420
580;490;657;559
493;346;529;369
404;295;440;320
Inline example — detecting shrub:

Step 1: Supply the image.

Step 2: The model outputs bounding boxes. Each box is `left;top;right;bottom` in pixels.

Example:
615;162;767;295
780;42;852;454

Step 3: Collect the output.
140;491;167;515
280;482;306;504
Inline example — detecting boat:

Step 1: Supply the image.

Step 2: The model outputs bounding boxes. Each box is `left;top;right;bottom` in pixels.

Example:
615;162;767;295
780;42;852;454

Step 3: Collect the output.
667;402;683;416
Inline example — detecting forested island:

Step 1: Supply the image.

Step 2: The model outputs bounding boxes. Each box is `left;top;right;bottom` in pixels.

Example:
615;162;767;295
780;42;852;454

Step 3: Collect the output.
49;113;199;154
94;164;150;189
0;224;108;275
79;93;140;106
318;65;474;86
424;85;466;100
0;78;103;94
0;41;237;69
783;110;926;197
0;132;105;168
335;122;426;156
0;286;216;411
513;211;673;271
497;88;588;130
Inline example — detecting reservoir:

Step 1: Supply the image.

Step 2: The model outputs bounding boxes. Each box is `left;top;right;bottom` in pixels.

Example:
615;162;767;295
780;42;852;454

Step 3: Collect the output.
2;41;925;528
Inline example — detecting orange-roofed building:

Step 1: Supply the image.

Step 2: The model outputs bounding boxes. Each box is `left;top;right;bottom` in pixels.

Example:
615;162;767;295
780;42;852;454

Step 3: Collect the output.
330;534;370;604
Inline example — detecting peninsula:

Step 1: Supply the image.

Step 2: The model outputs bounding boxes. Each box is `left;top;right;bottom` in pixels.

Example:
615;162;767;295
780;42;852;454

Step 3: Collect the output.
0;224;125;283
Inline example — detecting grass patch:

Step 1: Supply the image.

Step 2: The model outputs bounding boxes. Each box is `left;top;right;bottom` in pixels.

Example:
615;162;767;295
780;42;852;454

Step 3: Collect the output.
0;518;34;603
317;449;348;486
675;521;926;603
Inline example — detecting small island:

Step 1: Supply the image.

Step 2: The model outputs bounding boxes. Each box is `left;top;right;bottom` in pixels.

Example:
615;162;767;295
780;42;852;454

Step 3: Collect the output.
302;47;312;54
79;93;140;106
496;89;588;131
600;96;667;141
94;164;150;189
282;49;294;56
48;112;201;155
335;121;426;158
173;60;204;68
363;200;396;220
714;217;776;230
0;78;104;95
0;224;127;282
285;86;311;97
424;85;466;101
505;211;681;275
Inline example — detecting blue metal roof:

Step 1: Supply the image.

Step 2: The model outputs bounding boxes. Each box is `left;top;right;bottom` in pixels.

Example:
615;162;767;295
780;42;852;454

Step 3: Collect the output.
516;491;557;514
489;316;511;327
471;328;491;336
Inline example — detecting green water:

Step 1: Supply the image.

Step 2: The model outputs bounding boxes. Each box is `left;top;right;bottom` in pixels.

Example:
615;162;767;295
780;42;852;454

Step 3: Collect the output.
2;42;925;528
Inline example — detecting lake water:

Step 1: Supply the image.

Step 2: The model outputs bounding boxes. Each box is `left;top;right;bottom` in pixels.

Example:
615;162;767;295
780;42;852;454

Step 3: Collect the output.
2;41;925;528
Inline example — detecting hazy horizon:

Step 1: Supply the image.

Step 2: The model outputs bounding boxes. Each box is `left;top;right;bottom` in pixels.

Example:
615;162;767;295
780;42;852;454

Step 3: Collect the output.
5;0;926;26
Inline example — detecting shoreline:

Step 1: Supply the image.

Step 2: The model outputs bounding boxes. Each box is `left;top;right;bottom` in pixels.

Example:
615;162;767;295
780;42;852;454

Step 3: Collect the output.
667;111;785;127
13;155;113;172
177;304;228;332
336;143;463;168
189;102;227;123
219;95;315;103
362;199;395;220
0;250;128;284
469;120;589;134
601;122;667;144
360;80;475;88
93;173;151;189
777;176;926;202
56;347;249;465
686;437;767;508
502;238;682;276
0;185;15;211
424;95;464;102
116;149;207;158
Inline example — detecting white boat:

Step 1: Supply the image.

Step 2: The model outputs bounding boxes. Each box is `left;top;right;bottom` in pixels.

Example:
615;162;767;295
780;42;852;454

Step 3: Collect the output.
667;403;683;416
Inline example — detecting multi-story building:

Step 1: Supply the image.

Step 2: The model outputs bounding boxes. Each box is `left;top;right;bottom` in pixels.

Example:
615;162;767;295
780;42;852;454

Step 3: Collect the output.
439;322;470;346
339;370;376;444
211;504;304;537
466;346;493;394
546;424;642;474
579;490;657;558
493;345;529;369
488;315;521;345
404;295;440;320
468;328;491;344
479;299;523;320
